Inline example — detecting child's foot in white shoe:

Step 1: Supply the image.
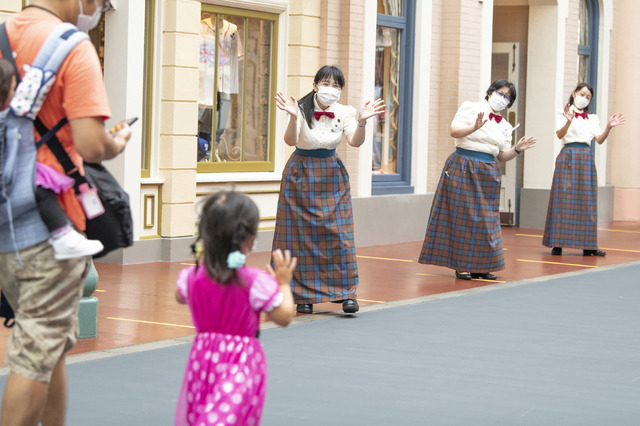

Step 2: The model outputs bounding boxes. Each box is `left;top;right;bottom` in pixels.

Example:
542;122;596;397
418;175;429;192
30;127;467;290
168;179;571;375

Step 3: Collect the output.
50;229;103;260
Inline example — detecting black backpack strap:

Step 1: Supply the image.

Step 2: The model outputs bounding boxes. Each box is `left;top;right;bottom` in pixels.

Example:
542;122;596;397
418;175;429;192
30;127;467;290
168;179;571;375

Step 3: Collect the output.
0;23;20;84
33;118;86;190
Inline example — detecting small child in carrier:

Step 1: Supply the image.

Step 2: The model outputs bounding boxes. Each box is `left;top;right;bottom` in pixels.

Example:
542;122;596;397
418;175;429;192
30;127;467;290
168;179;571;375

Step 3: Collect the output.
174;191;296;426
0;58;103;260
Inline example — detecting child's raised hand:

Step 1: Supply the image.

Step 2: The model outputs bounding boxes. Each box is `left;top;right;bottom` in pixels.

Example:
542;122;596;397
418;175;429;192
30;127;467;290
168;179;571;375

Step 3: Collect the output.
267;249;297;286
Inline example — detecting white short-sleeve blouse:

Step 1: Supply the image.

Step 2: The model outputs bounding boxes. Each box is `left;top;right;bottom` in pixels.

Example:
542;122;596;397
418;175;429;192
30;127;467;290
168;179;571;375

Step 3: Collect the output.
293;95;358;150
451;100;514;157
556;105;602;145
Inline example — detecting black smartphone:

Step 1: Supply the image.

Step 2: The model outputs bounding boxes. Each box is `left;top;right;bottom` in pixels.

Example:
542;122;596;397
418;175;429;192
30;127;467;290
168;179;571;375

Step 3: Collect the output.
109;117;138;134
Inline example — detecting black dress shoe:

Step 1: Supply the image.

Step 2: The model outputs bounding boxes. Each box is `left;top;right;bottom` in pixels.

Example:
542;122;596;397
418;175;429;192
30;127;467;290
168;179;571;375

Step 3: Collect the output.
470;272;497;280
583;249;606;256
455;271;472;280
342;299;359;314
296;304;313;314
551;247;562;255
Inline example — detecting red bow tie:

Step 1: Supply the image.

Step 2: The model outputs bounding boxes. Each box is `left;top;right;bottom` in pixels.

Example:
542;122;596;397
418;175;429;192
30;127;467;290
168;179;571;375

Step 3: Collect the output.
489;113;503;123
314;111;335;120
574;111;587;119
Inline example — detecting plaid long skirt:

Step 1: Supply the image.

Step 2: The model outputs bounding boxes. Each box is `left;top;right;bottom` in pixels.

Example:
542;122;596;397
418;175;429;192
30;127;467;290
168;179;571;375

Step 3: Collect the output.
542;143;598;249
272;149;358;304
419;148;505;273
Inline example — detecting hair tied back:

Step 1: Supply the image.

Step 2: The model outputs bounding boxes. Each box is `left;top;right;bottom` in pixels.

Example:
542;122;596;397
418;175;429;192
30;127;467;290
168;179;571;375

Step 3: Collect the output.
226;251;246;269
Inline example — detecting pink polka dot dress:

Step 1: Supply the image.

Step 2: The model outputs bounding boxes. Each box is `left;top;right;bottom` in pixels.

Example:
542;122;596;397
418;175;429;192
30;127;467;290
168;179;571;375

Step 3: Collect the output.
175;265;283;426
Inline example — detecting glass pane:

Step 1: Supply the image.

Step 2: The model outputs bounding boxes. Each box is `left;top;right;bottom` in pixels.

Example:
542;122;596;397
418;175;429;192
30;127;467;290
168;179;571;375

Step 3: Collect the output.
198;13;245;163
578;54;589;84
242;18;272;162
377;0;403;16
373;26;401;175
578;0;589;46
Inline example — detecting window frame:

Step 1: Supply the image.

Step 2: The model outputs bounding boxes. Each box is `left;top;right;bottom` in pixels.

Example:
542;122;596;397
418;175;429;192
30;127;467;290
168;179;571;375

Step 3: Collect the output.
196;5;279;174
372;0;416;196
141;0;156;178
578;0;599;113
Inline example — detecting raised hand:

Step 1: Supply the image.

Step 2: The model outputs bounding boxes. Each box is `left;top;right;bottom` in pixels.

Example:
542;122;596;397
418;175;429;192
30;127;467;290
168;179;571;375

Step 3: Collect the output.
474;112;488;131
515;136;537;152
359;98;385;123
267;249;298;286
562;104;575;122
608;113;626;128
275;91;298;117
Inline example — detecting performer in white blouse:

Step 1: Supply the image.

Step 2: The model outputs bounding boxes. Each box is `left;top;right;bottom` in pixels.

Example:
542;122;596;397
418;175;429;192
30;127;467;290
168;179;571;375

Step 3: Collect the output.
272;65;384;315
419;80;536;281
543;83;625;256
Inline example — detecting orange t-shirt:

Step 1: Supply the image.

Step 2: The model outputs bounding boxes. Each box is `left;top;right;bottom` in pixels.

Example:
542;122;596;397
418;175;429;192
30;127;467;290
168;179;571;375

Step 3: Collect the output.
3;10;111;230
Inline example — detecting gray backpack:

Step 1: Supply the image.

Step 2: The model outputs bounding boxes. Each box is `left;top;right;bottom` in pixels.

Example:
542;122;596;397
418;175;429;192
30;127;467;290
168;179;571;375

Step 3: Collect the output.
0;22;89;254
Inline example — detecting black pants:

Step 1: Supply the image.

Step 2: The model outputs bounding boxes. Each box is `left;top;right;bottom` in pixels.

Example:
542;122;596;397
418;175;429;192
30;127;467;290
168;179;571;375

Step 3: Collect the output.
35;186;69;233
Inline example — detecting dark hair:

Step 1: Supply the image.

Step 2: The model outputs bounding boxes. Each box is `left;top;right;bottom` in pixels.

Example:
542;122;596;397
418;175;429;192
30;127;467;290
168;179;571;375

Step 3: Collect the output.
196;191;259;285
298;65;345;129
485;79;517;108
0;58;15;107
568;83;594;112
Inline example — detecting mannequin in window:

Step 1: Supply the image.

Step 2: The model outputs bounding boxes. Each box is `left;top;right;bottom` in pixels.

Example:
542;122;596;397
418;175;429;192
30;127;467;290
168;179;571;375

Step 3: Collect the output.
198;15;244;161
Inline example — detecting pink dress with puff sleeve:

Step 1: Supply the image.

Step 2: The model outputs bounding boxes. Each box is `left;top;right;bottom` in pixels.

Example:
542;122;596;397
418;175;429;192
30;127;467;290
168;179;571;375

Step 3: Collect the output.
174;264;282;426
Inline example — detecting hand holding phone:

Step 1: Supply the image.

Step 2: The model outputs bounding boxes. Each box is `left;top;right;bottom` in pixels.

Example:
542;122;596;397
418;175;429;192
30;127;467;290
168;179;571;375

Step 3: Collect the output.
109;117;138;135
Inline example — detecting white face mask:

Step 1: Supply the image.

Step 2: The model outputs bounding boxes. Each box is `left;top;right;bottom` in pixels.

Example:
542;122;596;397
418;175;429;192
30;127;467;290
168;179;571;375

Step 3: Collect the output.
316;86;341;107
574;95;590;110
488;92;510;112
77;0;102;32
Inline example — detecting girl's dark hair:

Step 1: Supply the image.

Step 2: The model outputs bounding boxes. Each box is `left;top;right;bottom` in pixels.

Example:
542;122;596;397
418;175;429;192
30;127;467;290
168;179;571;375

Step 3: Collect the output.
485;79;517;108
197;191;259;285
568;83;594;112
298;65;345;129
0;58;15;107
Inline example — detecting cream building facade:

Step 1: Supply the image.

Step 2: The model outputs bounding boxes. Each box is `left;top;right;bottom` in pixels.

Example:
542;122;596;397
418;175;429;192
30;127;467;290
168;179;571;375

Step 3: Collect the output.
1;0;637;264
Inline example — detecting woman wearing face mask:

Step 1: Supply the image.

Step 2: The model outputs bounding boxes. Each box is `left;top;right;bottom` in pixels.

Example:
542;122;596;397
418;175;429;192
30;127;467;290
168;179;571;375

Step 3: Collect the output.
542;83;625;256
272;65;384;314
419;80;536;281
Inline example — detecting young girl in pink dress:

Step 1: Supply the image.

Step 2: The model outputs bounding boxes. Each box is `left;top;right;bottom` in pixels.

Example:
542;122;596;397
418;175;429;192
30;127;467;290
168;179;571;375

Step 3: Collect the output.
175;191;296;426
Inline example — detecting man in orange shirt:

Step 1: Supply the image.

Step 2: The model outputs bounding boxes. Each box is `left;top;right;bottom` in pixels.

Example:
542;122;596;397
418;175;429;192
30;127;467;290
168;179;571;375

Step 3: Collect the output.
0;1;130;425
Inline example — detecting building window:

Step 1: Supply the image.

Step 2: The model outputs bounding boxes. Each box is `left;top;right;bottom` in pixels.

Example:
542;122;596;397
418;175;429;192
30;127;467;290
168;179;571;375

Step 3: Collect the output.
577;0;599;108
197;6;278;173
373;0;415;195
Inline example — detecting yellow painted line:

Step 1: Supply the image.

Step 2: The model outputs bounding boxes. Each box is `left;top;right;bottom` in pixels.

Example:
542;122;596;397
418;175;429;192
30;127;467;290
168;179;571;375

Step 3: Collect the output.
180;262;196;266
472;278;507;283
516;233;543;238
95;289;106;293
600;247;640;254
107;317;194;329
356;255;413;263
516;259;597;268
416;273;451;278
598;228;640;234
357;299;386;304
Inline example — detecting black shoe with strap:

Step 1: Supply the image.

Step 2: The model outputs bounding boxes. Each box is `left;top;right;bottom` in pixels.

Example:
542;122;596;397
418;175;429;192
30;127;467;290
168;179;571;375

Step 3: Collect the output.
583;249;606;256
342;299;359;314
551;247;562;255
470;272;497;280
455;271;472;280
296;304;313;314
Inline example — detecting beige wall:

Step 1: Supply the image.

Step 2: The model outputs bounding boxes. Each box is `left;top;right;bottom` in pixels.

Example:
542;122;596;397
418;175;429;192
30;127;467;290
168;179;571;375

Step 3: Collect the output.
159;0;199;237
611;0;640;220
0;1;20;22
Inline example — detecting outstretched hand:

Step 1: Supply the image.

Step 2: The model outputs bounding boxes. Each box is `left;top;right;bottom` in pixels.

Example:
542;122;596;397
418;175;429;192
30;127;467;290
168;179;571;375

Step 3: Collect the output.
474;112;488;131
607;113;626;128
562;104;575;122
515;136;537;152
275;91;298;118
267;249;297;286
359;98;385;122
